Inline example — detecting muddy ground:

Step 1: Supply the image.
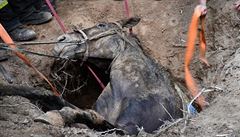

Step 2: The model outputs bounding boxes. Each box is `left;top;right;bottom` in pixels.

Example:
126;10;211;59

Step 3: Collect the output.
1;0;240;136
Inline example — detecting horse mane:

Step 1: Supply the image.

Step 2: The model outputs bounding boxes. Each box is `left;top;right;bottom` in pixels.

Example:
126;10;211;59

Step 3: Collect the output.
126;33;155;62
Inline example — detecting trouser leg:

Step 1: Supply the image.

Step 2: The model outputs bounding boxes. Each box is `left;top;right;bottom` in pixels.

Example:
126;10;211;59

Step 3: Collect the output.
0;4;22;32
7;0;41;18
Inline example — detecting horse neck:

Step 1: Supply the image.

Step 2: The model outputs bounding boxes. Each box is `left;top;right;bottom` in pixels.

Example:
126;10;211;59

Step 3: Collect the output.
87;33;143;61
87;35;125;60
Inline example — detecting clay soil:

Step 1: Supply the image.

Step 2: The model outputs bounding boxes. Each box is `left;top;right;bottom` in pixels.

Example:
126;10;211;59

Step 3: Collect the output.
1;0;240;136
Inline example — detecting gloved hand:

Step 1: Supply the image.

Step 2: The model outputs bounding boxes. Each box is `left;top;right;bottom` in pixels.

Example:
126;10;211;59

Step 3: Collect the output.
234;0;240;11
198;3;207;16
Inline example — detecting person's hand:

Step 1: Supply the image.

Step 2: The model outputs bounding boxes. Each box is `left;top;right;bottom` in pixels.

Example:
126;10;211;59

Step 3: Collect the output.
234;0;240;11
197;4;207;16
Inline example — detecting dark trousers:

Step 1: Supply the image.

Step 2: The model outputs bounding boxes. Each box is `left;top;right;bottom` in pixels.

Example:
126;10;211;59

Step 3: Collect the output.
0;0;42;32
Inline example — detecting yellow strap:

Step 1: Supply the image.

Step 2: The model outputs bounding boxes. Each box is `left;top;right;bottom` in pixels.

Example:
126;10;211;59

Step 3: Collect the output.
0;0;8;9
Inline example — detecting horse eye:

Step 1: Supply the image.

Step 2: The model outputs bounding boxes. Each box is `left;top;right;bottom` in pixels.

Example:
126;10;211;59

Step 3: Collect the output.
97;23;107;29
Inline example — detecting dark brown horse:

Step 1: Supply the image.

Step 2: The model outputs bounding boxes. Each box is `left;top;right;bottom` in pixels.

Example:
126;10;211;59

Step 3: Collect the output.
51;17;184;135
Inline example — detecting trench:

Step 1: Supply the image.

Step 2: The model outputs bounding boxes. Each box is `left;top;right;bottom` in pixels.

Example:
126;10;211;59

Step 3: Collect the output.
50;58;112;109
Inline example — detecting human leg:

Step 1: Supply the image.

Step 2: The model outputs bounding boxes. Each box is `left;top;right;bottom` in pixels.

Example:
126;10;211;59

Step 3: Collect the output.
0;4;21;32
0;4;37;41
8;0;53;25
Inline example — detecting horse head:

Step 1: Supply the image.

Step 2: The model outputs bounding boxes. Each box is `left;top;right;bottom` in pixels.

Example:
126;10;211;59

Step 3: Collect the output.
53;17;141;60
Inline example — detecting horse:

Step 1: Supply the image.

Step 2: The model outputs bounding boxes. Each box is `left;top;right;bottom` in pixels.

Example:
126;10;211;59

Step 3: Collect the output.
53;17;184;135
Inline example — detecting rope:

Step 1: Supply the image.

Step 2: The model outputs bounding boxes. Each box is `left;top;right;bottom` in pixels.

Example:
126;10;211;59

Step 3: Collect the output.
0;46;66;59
85;65;105;90
124;0;132;33
0;41;83;46
45;0;68;33
0;23;61;96
45;1;105;91
184;5;209;110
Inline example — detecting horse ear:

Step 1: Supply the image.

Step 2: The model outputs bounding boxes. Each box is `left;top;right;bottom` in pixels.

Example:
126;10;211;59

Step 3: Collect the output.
118;17;141;28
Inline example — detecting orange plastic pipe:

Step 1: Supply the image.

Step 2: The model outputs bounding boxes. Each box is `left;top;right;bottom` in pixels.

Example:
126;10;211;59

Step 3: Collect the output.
184;6;209;109
0;23;60;96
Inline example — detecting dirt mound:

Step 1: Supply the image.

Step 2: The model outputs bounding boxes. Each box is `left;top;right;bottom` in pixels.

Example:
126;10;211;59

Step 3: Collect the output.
0;96;106;137
1;0;240;136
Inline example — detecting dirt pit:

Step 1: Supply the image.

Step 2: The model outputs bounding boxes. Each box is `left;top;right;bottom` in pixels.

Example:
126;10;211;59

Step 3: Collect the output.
1;0;240;136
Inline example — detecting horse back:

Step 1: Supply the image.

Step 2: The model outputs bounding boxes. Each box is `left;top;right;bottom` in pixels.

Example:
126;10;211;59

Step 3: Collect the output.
94;46;183;134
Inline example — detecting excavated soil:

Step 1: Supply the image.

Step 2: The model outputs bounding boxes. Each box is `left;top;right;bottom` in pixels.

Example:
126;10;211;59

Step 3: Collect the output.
1;0;240;136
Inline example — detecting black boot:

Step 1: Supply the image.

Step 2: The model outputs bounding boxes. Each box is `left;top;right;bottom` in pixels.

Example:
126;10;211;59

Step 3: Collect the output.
20;11;53;25
9;26;37;41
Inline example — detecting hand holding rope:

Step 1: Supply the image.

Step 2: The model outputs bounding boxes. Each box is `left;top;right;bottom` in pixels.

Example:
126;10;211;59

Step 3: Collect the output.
184;5;210;110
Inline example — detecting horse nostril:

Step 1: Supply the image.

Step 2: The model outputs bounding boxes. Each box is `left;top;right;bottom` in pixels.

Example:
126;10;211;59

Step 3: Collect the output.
58;35;66;42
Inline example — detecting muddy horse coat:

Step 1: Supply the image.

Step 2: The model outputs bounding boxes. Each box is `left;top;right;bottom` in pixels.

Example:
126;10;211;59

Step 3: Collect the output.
53;17;183;135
